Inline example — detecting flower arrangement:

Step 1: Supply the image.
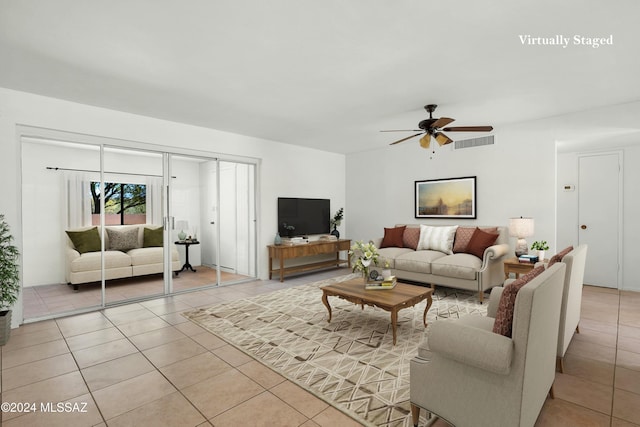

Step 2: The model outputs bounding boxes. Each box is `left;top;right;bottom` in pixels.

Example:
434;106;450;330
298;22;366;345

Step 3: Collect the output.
330;208;344;227
349;240;379;280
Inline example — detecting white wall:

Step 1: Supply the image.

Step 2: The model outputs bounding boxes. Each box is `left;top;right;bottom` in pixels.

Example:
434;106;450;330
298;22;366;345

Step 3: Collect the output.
0;87;345;326
346;122;557;253
557;143;640;291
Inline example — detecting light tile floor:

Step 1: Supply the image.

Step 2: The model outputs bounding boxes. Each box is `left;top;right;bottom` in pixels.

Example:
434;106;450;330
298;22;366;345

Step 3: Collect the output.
2;268;640;426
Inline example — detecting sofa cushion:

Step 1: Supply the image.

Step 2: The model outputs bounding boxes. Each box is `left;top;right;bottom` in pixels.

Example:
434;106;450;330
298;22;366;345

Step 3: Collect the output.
452;227;477;253
465;228;499;259
106;227;140;252
493;265;546;337
380;226;406;248
402;227;420;250
548;245;574;267
129;247;164;265
69;250;132;272
417;225;458;254
66;227;102;254
143;227;163;247
395;250;447;274
377;247;414;268
431;253;482;280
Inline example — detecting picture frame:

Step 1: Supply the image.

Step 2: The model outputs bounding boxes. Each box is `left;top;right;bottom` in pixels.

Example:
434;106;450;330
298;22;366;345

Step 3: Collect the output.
415;176;477;219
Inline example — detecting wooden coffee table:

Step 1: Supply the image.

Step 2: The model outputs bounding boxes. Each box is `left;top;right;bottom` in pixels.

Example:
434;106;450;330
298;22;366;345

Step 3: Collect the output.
321;278;434;345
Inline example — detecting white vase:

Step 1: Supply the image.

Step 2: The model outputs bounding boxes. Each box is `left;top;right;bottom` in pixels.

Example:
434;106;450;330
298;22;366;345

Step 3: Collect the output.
537;250;546;261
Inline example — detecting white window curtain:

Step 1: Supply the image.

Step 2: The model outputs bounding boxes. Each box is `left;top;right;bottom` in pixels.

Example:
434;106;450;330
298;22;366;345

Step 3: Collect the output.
63;171;92;229
145;176;163;226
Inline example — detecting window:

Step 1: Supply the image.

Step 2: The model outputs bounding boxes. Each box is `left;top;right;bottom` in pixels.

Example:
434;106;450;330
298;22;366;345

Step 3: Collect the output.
90;182;146;225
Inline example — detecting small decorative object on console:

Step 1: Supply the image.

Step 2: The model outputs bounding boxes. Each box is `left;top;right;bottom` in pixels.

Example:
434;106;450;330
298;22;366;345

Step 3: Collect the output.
330;207;344;239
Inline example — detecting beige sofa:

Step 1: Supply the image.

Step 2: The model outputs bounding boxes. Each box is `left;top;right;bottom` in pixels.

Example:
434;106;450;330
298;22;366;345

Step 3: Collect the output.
65;224;180;290
371;224;509;301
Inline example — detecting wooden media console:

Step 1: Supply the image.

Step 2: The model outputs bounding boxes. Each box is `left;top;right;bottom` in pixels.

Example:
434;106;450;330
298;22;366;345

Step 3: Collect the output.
268;239;351;282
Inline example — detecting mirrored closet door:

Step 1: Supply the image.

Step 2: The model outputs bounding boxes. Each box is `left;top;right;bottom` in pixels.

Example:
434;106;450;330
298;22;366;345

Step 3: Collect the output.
21;135;258;322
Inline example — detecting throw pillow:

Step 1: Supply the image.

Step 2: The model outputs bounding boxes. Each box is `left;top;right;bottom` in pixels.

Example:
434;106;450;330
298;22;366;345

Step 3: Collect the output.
380;226;406;248
452;227;477;253
492;265;546;337
143;227;163;247
548;245;574;267
106;227;139;252
402;227;420;250
66;227;101;254
465;228;499;259
417;225;459;254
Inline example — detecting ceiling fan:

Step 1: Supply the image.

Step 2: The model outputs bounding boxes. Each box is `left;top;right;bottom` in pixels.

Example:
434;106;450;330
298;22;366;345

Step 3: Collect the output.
382;104;493;149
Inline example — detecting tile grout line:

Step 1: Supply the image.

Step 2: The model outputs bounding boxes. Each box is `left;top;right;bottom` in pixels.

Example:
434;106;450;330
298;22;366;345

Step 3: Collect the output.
57;314;111;426
102;304;221;425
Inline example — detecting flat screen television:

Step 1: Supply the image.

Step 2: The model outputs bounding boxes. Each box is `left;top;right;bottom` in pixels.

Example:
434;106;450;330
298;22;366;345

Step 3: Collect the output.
278;197;330;236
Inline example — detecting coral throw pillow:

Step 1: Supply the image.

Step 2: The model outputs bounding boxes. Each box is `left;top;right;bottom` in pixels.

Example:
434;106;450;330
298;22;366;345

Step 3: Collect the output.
380;226;406;248
452;227;477;253
465;228;499;259
403;227;420;250
492;265;546;337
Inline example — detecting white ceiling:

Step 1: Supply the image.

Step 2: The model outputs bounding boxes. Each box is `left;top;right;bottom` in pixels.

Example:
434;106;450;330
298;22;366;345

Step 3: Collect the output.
1;0;639;154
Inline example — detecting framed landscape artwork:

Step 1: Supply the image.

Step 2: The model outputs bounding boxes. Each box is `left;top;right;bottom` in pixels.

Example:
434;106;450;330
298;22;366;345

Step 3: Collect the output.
415;176;477;219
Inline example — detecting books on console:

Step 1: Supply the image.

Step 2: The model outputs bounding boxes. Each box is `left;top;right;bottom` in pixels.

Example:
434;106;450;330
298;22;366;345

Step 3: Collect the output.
518;255;539;263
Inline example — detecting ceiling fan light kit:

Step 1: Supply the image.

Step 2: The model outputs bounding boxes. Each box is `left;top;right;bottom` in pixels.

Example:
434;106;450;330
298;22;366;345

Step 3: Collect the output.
384;104;493;153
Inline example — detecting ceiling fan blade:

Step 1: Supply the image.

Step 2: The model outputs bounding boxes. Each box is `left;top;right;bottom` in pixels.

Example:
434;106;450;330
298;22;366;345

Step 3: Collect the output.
419;134;431;149
442;126;493;132
380;129;422;132
431;117;455;129
389;132;423;145
434;132;453;146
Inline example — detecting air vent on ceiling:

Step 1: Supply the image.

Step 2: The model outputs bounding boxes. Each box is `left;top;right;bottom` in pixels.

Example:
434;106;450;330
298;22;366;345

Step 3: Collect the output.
454;135;495;150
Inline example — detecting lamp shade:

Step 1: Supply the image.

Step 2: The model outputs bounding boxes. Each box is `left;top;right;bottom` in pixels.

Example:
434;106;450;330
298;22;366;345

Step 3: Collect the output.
508;217;534;238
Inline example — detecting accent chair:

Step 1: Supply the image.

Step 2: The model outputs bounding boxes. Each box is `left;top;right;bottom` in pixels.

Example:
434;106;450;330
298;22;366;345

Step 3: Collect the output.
410;263;566;427
495;244;588;372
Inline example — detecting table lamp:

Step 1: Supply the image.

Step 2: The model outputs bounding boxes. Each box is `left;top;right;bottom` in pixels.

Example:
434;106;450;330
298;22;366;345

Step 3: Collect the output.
509;217;534;257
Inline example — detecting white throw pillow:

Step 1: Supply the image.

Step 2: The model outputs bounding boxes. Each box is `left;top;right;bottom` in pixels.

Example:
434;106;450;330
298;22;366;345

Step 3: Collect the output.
417;225;459;254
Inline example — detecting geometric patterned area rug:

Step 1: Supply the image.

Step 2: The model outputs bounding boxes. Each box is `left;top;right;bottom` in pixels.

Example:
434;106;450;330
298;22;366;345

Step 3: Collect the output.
182;274;487;427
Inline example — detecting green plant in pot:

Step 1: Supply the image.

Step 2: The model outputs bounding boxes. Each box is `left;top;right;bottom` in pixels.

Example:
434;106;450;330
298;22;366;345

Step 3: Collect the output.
330;207;344;239
531;240;549;261
0;214;20;345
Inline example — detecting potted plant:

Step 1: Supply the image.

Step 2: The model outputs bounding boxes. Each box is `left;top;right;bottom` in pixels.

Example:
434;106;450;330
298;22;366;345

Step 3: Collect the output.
531;240;549;261
330;207;344;239
0;214;20;345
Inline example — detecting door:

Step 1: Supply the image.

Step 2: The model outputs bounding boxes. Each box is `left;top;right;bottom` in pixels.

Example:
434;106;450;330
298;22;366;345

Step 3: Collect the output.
578;152;621;288
102;146;167;304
